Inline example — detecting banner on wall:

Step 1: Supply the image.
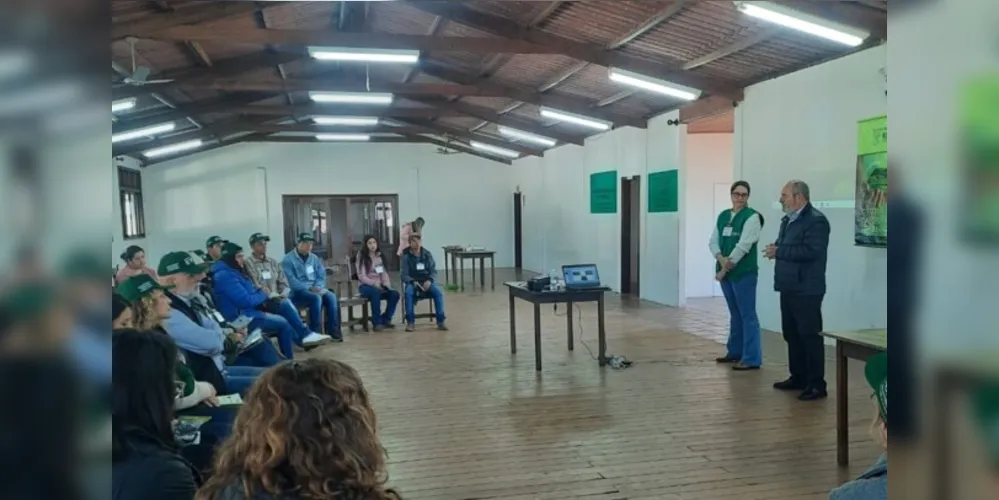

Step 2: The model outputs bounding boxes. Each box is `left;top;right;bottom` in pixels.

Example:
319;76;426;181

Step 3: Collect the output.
960;75;999;245
648;170;679;213
854;115;888;247
589;171;618;214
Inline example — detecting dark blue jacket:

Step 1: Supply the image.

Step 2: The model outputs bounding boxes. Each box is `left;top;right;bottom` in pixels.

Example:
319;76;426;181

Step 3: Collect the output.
774;204;830;296
211;262;268;320
400;248;437;285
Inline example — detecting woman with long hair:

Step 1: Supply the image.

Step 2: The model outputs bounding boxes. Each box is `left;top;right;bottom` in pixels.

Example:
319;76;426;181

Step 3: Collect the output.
197;359;401;500
356;235;400;330
212;242;329;358
116;245;159;284
112;328;200;500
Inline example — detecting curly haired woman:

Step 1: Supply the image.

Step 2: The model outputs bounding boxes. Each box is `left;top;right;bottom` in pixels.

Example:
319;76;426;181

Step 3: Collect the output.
196;359;401;500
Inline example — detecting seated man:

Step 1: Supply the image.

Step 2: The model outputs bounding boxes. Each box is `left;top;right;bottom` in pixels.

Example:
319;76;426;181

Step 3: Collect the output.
281;233;343;342
204;235;226;263
244;232;290;300
400;233;447;332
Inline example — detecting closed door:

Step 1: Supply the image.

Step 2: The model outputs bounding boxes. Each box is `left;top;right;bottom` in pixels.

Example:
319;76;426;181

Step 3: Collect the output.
712;183;730;297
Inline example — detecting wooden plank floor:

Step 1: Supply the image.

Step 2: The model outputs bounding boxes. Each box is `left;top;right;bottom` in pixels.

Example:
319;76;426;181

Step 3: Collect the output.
307;271;881;499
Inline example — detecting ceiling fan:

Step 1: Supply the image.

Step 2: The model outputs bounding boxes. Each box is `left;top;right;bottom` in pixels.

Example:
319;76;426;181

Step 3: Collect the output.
113;37;174;87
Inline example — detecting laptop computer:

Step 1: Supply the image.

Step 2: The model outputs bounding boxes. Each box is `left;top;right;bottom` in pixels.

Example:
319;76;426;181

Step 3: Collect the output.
562;264;602;290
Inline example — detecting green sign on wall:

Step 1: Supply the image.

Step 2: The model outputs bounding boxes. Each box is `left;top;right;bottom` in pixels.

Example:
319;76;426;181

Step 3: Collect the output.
648;170;679;213
589;171;618;214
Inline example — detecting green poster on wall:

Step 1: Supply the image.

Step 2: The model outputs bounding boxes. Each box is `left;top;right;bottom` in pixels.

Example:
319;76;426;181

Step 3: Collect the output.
589;171;618;214
648;170;679;213
855;115;887;247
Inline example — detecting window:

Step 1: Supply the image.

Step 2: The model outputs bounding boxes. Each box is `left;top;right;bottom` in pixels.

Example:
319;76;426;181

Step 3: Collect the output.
118;166;146;240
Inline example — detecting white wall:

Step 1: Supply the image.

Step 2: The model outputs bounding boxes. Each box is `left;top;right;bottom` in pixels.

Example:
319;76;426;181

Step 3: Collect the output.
511;112;686;306
735;44;888;333
684;133;733;299
131;142;514;267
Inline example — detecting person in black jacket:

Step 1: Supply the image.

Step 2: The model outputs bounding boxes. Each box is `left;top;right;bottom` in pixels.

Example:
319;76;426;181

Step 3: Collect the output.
112;329;200;500
764;180;831;402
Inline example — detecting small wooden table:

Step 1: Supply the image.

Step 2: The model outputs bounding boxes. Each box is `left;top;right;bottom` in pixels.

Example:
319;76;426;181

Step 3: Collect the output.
821;329;887;466
441;245;464;285
455;250;496;291
505;282;609;372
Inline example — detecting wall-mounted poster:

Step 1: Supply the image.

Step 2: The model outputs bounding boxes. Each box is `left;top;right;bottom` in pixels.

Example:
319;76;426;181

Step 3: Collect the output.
589;171;618;214
648;170;679;213
855;115;888;247
961;75;999;245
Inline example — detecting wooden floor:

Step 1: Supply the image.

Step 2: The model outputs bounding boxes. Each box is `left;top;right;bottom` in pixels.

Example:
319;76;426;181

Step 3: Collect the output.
307;270;881;500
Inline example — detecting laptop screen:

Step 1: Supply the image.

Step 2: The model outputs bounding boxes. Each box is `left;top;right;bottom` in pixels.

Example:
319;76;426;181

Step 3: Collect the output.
562;264;600;287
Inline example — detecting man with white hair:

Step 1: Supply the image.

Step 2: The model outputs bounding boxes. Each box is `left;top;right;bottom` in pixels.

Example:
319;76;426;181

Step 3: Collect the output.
764;180;831;402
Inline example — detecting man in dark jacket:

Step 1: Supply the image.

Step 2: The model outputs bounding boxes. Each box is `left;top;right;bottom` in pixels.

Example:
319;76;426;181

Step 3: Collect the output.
764;180;831;401
400;233;448;332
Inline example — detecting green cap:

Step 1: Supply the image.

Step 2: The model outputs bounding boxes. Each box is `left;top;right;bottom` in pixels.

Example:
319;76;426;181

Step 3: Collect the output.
973;384;999;467
205;236;226;248
221;241;243;259
249;233;271;245
865;352;887;425
158;251;211;277
297;232;316;243
117;274;172;302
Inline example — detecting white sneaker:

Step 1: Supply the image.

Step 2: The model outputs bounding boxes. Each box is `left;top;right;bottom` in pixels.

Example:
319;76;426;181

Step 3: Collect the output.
302;332;332;346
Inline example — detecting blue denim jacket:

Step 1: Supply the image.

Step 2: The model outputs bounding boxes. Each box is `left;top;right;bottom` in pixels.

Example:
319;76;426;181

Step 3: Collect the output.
829;454;887;500
281;250;326;292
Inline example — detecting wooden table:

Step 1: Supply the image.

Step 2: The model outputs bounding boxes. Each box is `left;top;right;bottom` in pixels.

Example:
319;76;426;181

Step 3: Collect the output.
820;329;887;466
505;282;609;372
456;250;496;291
441;246;464;285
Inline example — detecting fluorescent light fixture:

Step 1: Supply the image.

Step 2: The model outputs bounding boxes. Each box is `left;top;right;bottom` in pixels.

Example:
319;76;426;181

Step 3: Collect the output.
308;47;420;64
608;68;701;101
497;126;557;147
112;98;137;113
0;49;35;83
733;1;867;47
315;133;371;141
470;141;521;159
312;116;380;126
309;92;393;105
143;139;204;158
111;122;176;144
539;107;612;131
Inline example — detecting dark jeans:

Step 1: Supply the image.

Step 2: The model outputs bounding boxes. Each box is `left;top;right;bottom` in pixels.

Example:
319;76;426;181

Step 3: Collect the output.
404;283;446;325
231;339;282;367
248;298;311;359
780;293;826;391
358;284;400;326
223;366;266;395
290;289;341;339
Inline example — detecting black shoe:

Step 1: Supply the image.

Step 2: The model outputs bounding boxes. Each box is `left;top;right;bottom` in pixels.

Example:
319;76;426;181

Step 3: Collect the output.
331;336;344;343
383;322;397;329
302;345;318;353
798;387;828;401
732;363;760;371
372;325;385;332
437;324;449;331
773;378;807;391
716;355;739;363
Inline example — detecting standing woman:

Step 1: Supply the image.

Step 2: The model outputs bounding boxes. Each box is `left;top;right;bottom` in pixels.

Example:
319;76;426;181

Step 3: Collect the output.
116;245;159;284
710;181;765;371
397;217;425;257
356;235;401;330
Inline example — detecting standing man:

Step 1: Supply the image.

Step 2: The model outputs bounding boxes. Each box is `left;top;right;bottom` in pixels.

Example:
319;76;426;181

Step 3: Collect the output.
764;180;831;401
282;233;343;342
244;233;290;299
711;181;765;371
397;217;425;257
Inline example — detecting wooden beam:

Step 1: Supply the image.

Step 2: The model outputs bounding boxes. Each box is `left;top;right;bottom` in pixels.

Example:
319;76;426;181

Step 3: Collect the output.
180;78;519;97
678;95;735;124
230;104;461;119
113;93;272;134
393;119;544;157
249;124;438;135
608;0;690;49
418;135;514;165
185;41;213;67
526;1;565;27
143;133;266;166
411;98;587;146
683;30;777;70
411;2;742;101
244;135;430;145
113;2;258;40
401;16;446;84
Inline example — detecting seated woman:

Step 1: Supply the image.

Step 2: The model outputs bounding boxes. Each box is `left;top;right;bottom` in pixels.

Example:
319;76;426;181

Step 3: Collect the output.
212;242;330;358
115;245;159;285
356;235;400;330
112;329;200;500
400;233;447;332
196;359;401;500
829;352;887;500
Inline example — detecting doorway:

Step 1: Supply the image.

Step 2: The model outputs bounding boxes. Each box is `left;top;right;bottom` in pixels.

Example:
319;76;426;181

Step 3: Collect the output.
620;175;641;296
282;194;400;270
513;190;523;269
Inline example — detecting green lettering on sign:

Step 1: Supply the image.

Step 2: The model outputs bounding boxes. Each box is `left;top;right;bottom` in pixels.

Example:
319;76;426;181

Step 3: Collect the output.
648;170;679;213
857;115;888;156
589;171;618;214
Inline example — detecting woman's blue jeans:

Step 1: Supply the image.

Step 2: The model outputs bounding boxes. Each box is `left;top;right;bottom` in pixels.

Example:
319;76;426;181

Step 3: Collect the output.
358;285;400;326
720;271;762;367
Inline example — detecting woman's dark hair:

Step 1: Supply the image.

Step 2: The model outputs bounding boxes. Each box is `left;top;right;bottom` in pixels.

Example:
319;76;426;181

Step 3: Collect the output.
222;251;255;281
119;245;144;263
112;293;130;323
730;181;751;195
359;235;381;274
111;329;180;462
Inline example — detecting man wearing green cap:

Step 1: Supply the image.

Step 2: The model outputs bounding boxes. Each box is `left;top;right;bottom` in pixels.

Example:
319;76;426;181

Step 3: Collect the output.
829;352;887;499
245;233;289;299
282;232;342;341
204;236;226;263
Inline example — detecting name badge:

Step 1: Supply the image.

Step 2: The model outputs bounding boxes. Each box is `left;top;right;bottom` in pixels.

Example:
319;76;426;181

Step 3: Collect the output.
260;270;273;280
722;227;734;237
305;267;315;279
212;310;225;323
416;263;426;271
374;265;385;274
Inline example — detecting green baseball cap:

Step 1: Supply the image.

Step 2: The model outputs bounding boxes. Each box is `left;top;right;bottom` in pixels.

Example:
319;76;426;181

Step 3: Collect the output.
973;383;999;467
297;232;316;243
249;233;271;245
221;241;244;258
865;352;888;425
158;251;211;277
205;235;226;248
117;274;172;302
